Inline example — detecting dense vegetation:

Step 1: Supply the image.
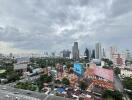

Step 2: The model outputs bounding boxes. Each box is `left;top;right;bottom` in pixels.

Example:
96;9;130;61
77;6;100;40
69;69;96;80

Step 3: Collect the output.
15;82;37;91
79;81;88;90
37;74;52;91
102;90;123;100
122;77;132;90
62;77;70;85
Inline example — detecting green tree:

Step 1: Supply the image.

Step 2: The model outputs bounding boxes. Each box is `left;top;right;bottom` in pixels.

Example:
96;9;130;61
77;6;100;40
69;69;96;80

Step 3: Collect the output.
102;90;123;100
114;67;121;75
55;80;61;84
79;81;87;90
37;74;52;91
122;77;132;90
62;77;70;85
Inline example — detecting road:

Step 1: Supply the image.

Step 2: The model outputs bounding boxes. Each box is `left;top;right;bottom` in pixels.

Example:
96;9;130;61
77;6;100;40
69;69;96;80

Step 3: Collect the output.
114;75;130;100
0;85;47;100
0;89;41;100
1;74;72;100
0;85;71;100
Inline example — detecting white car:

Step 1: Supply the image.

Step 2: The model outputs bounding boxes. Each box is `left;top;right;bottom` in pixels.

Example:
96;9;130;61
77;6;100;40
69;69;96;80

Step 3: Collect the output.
15;97;19;100
2;88;6;90
5;95;10;98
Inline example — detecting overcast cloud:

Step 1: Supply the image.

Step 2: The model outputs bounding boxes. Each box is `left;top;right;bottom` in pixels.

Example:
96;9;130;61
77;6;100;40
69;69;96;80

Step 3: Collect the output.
0;0;132;54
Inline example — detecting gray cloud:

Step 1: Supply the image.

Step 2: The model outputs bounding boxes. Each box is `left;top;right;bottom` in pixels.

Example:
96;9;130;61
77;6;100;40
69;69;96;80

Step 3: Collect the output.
0;0;132;54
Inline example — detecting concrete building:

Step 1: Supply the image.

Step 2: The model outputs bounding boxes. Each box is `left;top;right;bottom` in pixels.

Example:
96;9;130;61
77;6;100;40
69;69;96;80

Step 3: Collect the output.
112;53;126;67
110;46;117;60
72;42;79;60
16;57;30;64
61;50;71;58
102;48;106;58
14;63;28;74
95;43;102;59
121;68;132;78
91;49;95;59
84;48;90;60
125;50;131;60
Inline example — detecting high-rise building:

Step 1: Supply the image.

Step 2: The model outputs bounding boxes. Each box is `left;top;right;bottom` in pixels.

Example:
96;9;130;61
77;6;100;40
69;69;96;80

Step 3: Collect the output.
61;50;71;58
91;49;95;59
72;42;79;60
110;46;117;59
95;43;102;59
102;48;106;58
125;50;131;60
84;48;90;60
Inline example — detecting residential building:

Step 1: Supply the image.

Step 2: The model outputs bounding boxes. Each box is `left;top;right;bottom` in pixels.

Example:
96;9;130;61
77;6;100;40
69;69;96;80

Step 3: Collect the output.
102;48;106;58
72;42;79;60
61;50;71;58
95;43;102;59
121;68;132;78
125;50;131;60
110;46;117;60
112;53;126;67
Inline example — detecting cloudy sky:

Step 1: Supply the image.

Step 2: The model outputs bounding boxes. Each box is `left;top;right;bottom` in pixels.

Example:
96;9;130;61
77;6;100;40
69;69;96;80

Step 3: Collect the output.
0;0;132;54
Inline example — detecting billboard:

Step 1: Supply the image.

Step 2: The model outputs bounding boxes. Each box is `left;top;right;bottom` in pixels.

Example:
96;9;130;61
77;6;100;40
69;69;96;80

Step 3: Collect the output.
73;63;83;75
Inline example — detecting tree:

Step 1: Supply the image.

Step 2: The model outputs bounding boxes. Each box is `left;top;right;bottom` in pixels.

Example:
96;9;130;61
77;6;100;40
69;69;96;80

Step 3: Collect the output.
62;77;70;85
102;90;123;100
79;81;87;90
114;67;121;75
55;80;61;84
15;82;37;91
37;74;52;91
122;77;132;90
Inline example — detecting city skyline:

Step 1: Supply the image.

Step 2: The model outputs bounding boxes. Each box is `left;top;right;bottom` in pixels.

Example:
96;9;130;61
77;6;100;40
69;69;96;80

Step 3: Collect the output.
0;0;132;54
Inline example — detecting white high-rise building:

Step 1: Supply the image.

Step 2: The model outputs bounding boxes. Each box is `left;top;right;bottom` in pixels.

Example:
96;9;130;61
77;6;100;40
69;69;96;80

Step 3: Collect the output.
110;46;117;59
95;43;102;59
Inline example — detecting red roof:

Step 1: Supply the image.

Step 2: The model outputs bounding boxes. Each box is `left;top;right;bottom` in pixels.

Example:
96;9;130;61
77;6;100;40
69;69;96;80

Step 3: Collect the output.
94;67;113;82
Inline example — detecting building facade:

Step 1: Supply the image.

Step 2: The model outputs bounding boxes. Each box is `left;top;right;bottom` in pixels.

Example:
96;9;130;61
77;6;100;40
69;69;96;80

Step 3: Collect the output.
72;42;79;60
121;68;132;78
84;48;90;60
95;43;102;59
61;50;71;58
112;53;126;67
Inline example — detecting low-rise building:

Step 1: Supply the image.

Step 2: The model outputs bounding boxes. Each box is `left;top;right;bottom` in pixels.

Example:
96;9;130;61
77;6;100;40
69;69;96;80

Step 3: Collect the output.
14;63;28;74
121;68;132;78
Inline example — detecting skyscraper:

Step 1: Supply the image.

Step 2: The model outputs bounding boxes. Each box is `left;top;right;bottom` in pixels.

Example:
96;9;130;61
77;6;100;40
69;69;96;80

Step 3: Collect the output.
61;50;71;58
110;46;117;59
91;49;95;59
95;43;102;59
102;48;106;58
125;50;131;60
84;48;90;60
72;42;79;60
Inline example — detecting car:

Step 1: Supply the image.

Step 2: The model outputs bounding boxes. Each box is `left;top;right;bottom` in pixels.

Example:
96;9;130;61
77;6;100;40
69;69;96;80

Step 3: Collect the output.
5;95;10;98
14;92;19;94
27;92;31;95
2;88;6;90
15;97;19;100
